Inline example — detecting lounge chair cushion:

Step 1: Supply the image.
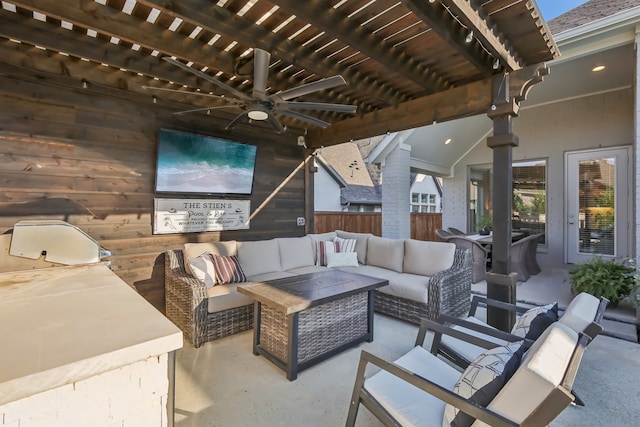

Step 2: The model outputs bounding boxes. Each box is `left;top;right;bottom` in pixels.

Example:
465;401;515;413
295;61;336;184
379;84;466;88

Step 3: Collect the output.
484;323;578;425
364;346;460;427
445;343;523;427
206;283;255;313
511;303;558;337
559;292;601;333
439;316;513;363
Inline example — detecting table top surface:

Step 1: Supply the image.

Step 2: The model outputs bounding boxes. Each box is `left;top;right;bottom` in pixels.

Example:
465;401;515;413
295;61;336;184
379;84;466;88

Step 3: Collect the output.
237;269;387;315
465;231;524;244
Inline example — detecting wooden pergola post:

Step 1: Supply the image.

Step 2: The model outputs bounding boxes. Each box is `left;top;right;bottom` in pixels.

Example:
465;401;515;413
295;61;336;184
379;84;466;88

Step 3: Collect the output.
485;65;549;331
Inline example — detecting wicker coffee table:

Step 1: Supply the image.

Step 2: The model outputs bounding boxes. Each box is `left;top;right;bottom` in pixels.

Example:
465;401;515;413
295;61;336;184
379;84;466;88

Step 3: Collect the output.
237;270;387;380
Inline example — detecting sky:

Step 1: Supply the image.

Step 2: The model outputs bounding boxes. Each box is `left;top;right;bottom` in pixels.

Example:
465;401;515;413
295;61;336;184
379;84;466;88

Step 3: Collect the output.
536;0;589;20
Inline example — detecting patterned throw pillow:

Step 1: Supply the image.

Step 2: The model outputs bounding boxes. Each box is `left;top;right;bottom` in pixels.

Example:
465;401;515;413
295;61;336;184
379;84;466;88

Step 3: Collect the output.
211;255;247;284
334;236;357;253
511;303;558;338
316;240;340;266
187;253;217;289
444;343;523;427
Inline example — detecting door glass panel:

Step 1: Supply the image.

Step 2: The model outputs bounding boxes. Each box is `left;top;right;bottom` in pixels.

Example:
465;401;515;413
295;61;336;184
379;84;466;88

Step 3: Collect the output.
578;157;615;255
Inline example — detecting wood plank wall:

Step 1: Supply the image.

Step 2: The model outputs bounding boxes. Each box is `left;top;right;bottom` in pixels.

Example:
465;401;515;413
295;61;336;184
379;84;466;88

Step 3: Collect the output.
314;212;442;241
0;63;310;312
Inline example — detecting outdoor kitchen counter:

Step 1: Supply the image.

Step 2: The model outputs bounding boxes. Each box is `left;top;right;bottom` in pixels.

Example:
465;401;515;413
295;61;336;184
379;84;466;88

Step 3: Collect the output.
0;263;182;410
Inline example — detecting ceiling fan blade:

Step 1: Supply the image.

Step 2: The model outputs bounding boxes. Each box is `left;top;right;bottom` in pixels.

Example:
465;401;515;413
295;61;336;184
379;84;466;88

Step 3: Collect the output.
226;111;250;130
142;86;242;103
279;101;357;114
276;75;347;101
278;109;331;128
163;57;249;100
173;105;239;116
265;113;285;133
253;49;270;100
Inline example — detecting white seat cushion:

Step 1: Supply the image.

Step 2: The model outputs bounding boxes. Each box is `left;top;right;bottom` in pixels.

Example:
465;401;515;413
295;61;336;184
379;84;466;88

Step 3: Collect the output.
276;236;315;270
404;240;456;276
364;346;460;427
207;283;255;313
367;236;405;272
439;316;514;363
237;239;281;277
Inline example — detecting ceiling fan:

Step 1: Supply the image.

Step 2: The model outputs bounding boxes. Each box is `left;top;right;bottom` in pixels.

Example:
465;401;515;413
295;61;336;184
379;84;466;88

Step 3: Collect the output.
143;49;357;133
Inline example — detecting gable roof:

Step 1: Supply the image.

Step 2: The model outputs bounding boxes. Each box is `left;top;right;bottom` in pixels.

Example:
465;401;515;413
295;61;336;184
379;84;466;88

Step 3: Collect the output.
548;0;640;34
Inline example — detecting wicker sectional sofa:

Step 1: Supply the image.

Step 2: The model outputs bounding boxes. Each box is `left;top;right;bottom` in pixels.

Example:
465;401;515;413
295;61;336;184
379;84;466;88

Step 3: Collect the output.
165;231;471;347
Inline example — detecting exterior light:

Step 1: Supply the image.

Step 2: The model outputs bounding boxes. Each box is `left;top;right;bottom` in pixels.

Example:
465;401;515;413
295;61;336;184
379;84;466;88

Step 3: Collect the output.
465;31;474;44
592;65;605;72
445;138;452;145
248;110;269;121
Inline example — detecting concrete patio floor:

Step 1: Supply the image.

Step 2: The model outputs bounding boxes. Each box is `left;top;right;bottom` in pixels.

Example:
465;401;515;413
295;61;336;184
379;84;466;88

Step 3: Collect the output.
471;265;639;342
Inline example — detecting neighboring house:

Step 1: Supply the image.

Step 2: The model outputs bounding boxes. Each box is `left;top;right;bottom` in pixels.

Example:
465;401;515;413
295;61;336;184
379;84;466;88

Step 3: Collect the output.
314;142;381;212
368;0;640;270
314;140;443;213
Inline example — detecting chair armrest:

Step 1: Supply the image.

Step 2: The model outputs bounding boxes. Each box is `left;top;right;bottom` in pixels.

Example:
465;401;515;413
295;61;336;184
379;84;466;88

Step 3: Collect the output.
427;248;472;319
438;314;528;345
415;317;522;357
469;295;531;317
352;350;518;427
164;249;209;347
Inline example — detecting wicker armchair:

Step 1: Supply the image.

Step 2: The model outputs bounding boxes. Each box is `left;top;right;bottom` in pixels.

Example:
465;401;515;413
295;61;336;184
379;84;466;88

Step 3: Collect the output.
374;248;472;324
164;249;253;347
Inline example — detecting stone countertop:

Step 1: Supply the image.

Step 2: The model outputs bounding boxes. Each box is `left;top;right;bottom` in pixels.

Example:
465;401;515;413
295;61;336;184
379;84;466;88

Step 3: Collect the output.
0;263;182;406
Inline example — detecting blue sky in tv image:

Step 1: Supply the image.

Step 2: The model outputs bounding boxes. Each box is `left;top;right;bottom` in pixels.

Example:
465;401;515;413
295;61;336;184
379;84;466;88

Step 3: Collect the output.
155;129;257;195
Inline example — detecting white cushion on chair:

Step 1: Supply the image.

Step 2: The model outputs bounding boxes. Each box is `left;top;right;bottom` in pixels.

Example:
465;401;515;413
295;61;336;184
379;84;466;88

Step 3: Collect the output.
439;316;514;363
476;323;579;426
559;292;601;333
364;346;460;427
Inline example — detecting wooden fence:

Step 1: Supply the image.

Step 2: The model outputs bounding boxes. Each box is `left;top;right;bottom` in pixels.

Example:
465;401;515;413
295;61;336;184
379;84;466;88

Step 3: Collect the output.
314;212;442;242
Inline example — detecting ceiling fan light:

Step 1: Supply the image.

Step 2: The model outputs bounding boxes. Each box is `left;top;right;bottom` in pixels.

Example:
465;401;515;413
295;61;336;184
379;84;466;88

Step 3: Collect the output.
248;110;269;121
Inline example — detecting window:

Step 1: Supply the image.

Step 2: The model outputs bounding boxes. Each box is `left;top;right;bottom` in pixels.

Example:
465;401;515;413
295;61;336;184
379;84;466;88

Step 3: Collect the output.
411;192;438;213
469;159;546;245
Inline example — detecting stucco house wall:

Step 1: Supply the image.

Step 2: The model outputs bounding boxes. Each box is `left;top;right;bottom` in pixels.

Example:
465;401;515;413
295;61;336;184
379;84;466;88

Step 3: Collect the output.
443;87;633;268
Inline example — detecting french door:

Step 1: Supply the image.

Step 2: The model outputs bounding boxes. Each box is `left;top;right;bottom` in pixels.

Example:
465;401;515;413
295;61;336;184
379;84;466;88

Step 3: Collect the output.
565;147;631;264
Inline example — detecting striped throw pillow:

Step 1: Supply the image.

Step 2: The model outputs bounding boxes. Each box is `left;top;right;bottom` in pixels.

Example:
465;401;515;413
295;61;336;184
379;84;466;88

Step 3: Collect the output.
212;254;247;284
334;236;357;253
316;240;340;266
187;253;217;288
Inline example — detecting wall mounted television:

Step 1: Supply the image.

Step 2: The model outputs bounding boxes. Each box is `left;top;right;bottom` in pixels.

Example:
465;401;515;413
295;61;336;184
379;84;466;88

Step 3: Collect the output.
155;129;258;195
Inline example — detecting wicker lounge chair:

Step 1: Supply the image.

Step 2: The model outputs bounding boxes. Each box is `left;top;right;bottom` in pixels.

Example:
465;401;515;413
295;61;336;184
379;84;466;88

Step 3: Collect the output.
444;236;490;284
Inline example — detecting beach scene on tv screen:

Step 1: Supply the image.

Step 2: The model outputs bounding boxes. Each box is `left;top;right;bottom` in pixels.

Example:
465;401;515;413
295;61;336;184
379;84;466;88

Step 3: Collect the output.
156;129;257;194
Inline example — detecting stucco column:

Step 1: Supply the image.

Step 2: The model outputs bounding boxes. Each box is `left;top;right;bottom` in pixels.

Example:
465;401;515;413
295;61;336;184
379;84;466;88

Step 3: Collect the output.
381;142;411;239
635;30;640;322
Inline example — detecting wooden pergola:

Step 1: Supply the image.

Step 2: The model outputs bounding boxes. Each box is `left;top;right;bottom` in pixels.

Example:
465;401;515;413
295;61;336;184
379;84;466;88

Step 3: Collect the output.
0;0;559;329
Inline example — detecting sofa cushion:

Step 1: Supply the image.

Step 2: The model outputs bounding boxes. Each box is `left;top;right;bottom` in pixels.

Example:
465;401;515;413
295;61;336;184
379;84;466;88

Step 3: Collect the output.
212;254;247;284
307;232;337;264
327;251;359;268
183;241;237;277
339;264;398;281
378;272;430;304
286;265;330;275
366;235;404;272
336;230;371;264
403;240;456;276
187;253;217;288
237;239;281;277
316;240;340;266
276;236;315;271
207;283;255;313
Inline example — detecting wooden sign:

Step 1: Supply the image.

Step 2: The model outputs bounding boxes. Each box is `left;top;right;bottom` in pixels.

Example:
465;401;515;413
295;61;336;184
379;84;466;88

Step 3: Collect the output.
154;198;250;234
